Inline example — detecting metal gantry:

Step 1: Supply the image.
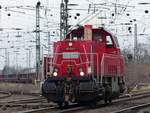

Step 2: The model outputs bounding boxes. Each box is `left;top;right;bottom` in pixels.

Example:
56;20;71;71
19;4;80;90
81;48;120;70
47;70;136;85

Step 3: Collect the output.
36;1;41;81
134;23;138;61
60;0;69;40
0;48;7;67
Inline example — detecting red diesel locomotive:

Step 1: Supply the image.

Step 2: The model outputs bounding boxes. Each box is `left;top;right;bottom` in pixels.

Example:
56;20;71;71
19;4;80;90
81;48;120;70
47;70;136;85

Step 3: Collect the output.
42;25;125;106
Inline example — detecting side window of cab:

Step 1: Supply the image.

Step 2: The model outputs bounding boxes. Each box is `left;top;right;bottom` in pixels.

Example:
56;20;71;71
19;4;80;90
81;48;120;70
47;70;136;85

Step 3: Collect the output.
106;35;114;48
93;32;102;42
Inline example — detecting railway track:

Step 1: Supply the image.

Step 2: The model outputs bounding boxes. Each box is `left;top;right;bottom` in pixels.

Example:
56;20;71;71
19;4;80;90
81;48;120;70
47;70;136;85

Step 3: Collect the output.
0;96;47;107
110;102;150;113
0;91;12;99
16;91;150;113
0;95;53;113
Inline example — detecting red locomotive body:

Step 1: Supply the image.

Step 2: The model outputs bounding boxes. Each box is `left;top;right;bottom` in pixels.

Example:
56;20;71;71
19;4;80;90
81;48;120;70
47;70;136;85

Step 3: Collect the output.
42;25;125;106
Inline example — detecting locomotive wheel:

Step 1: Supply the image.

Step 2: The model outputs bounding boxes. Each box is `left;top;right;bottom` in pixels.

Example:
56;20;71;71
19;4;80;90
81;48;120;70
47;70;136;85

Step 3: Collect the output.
104;84;112;104
90;101;97;108
104;96;112;104
104;97;108;104
64;101;69;106
109;97;112;103
58;102;63;108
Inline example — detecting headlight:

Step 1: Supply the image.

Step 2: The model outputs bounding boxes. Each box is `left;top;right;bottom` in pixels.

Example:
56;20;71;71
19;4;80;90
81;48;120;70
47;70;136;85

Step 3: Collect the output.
69;42;73;47
53;72;58;76
80;72;84;76
53;67;58;77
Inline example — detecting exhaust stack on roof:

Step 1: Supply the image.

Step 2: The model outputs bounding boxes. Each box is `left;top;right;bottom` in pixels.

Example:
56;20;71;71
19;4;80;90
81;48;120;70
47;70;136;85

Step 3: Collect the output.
84;25;92;40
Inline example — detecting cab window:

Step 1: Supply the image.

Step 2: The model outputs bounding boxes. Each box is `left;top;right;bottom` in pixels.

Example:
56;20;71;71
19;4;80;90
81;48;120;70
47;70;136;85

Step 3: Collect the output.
106;35;113;48
93;32;102;42
72;33;83;40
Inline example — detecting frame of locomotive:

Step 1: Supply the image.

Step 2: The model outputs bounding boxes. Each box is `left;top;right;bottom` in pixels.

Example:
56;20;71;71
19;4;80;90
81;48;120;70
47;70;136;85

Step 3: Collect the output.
42;25;125;107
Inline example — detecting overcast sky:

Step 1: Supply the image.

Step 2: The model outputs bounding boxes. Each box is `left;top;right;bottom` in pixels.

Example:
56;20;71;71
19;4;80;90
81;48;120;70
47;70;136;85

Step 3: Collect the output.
0;0;150;70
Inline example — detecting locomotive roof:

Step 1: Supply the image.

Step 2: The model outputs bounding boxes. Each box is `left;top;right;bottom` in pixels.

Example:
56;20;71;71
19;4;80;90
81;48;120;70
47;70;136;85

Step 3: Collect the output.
67;25;115;38
65;25;119;47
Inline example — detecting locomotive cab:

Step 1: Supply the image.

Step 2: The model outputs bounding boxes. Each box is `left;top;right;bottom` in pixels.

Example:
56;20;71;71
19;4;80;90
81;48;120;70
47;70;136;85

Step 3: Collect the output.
42;25;125;106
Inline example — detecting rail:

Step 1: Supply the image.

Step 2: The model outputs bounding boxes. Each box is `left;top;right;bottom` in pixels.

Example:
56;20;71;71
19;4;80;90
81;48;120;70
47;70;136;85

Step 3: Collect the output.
110;102;150;113
16;91;150;113
0;91;12;99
